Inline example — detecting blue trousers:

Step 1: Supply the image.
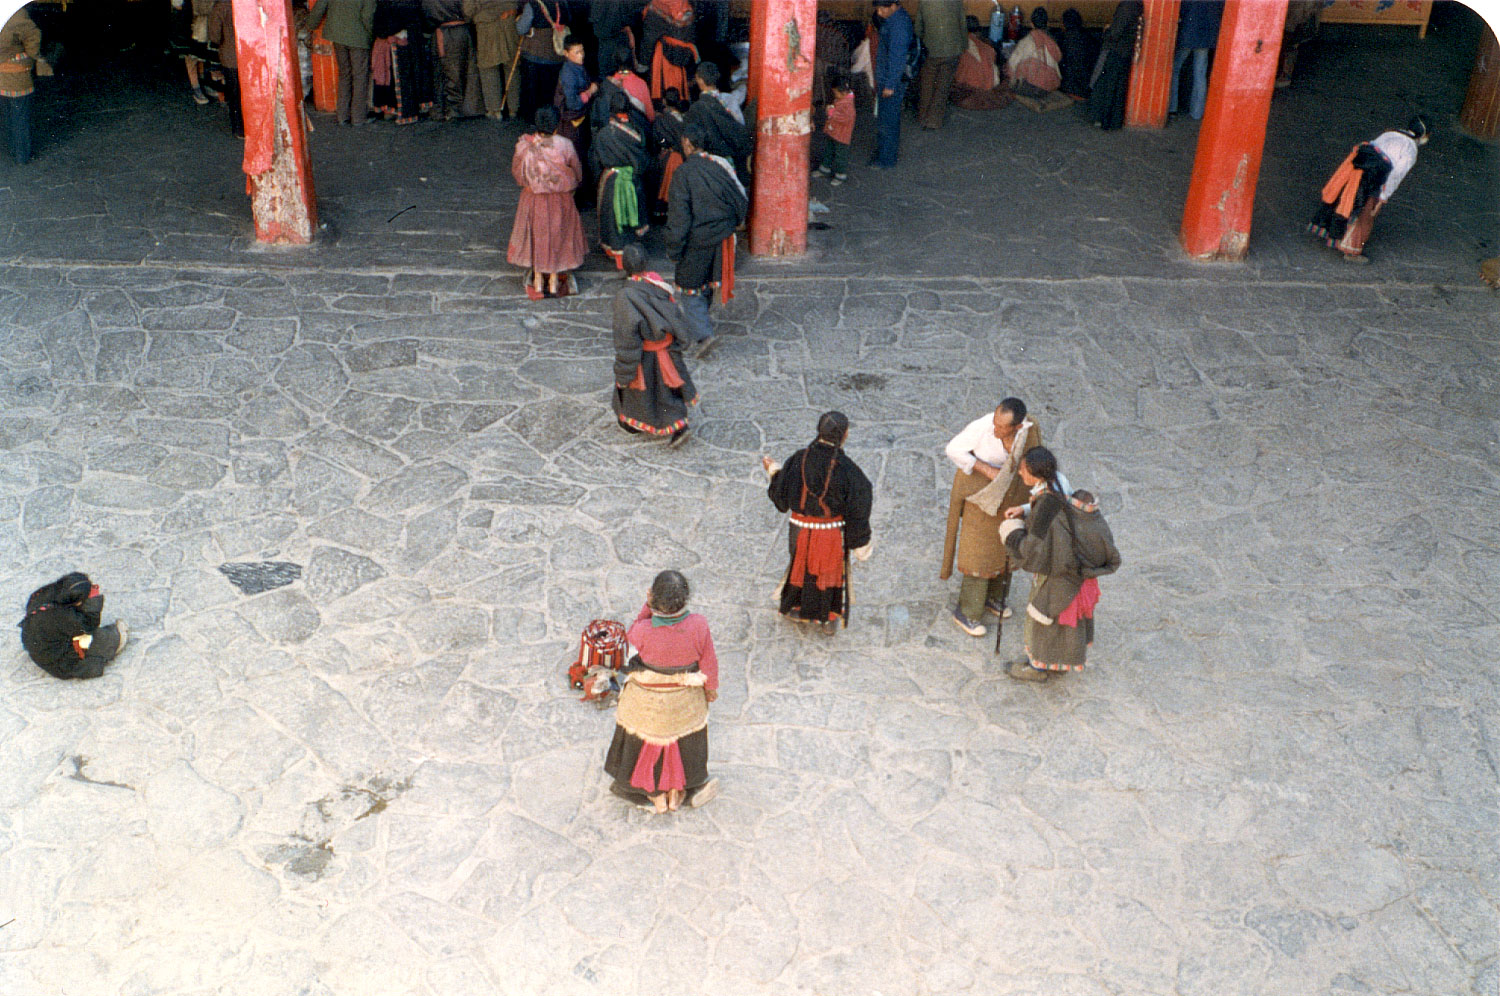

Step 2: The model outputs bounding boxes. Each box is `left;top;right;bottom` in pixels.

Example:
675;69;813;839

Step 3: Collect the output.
1170;47;1209;120
679;288;714;343
2;93;32;165
874;84;904;167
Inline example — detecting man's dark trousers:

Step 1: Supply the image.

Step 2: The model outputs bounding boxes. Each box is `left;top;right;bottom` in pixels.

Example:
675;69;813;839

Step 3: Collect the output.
874;83;904;167
334;42;371;124
2;93;33;164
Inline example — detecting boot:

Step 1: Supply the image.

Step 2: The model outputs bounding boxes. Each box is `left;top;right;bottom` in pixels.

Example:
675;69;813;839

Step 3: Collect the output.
1006;658;1049;683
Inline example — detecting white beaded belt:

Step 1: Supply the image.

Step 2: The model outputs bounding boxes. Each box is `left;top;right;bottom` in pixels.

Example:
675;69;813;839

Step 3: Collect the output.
788;515;844;530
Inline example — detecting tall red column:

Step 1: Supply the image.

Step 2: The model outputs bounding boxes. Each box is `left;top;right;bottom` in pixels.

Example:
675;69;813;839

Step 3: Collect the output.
1125;0;1180;128
1179;0;1287;260
749;0;816;257
233;0;317;244
1459;21;1500;141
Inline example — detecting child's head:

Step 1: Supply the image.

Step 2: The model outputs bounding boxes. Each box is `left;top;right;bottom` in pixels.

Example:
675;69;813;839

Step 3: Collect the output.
663;86;685;111
831;71;852;97
621;244;647;276
695;61;721;92
564;36;585;64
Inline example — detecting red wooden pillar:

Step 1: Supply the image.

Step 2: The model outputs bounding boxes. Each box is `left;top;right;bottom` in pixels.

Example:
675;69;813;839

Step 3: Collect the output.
232;0;318;244
1125;0;1180;128
749;0;816;257
1179;0;1287;260
1459;22;1500;140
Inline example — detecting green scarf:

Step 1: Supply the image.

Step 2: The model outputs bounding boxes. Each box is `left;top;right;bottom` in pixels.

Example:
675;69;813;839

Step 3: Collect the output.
612;166;639;230
651;609;689;628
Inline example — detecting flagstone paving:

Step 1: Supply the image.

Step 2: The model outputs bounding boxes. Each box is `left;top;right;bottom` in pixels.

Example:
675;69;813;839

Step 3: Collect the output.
0;257;1495;996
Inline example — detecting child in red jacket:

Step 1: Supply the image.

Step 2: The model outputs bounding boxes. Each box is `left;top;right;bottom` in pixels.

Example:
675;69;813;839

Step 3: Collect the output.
815;73;856;185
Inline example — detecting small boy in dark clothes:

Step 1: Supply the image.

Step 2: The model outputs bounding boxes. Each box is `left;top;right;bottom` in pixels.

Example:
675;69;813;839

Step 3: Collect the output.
20;572;129;680
816;73;856;185
556;35;597;206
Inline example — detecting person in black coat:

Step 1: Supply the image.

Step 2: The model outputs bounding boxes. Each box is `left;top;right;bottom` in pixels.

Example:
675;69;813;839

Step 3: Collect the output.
20;573;129;680
594;90;653;265
1089;0;1141;130
612;245;698;447
683;60;751;183
762;412;875;634
664;120;748;352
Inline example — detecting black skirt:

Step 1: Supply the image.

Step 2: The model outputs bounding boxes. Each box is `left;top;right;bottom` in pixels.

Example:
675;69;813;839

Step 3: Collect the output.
604;725;709;801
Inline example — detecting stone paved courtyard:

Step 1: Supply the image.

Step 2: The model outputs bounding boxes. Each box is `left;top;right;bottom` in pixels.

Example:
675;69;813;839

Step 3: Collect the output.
1;7;1499;995
0;258;1495;996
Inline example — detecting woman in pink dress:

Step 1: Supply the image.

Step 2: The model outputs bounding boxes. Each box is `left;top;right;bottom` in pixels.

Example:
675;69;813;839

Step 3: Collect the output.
507;106;588;299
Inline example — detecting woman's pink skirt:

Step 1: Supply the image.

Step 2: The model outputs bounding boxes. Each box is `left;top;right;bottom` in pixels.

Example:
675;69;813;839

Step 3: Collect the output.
507;189;587;273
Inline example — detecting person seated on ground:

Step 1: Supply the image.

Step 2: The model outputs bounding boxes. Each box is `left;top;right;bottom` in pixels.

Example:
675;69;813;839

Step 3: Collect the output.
612;244;698;446
684;60;752;183
951;15;1010;110
21;573;129;680
604;569;720;813
1006;7;1062;100
507;105;588;299
1057;7;1098;99
595;90;652;267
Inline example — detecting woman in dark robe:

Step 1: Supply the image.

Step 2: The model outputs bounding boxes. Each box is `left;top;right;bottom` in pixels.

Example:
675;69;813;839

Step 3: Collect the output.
763;412;875;635
595;91;653;266
612;246;697;445
998;448;1122;683
1088;0;1141;130
372;0;433;124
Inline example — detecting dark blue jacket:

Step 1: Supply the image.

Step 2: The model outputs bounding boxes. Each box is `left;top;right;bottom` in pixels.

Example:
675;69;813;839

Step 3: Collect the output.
1176;0;1223;50
876;6;913;92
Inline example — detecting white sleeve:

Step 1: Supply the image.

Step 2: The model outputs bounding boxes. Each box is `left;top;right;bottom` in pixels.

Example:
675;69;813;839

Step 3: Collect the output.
943;415;987;475
1380;157;1414;202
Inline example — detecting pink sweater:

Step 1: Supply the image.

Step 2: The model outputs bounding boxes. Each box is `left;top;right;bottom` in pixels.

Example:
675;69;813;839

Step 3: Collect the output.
824;91;855;145
627;602;719;690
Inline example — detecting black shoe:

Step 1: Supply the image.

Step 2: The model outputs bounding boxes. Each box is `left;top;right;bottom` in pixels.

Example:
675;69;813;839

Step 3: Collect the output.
668;426;692;449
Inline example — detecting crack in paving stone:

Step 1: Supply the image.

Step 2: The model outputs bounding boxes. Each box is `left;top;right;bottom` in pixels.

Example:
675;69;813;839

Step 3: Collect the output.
217;560;303;595
65;755;135;791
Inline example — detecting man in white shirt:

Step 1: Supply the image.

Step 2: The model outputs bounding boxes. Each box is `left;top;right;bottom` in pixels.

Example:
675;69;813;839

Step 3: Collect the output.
940;397;1041;637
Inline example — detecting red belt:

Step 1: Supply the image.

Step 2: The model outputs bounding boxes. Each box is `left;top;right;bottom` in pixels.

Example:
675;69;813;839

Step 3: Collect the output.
628;334;685;390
